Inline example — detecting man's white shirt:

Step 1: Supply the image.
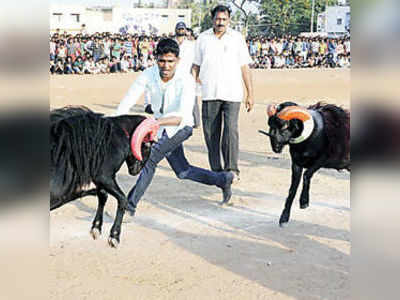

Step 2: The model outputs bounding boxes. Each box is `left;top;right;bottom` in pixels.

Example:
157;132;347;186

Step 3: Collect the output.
115;65;195;138
176;39;195;76
193;28;252;102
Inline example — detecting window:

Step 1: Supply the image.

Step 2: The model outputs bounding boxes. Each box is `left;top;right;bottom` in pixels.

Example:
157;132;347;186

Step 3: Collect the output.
71;14;80;23
177;14;185;22
337;18;342;25
161;14;168;24
52;13;62;23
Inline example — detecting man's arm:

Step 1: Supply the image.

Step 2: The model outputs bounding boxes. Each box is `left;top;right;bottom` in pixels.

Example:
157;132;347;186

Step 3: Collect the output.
156;116;182;126
191;64;200;82
115;71;148;115
241;64;254;112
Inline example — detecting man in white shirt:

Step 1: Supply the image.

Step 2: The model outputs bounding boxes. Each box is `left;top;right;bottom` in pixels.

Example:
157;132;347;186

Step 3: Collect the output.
145;22;201;127
174;21;201;128
191;5;254;181
116;39;234;217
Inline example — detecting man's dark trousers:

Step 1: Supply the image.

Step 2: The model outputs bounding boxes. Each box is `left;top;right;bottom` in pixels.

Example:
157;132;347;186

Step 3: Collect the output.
201;100;241;175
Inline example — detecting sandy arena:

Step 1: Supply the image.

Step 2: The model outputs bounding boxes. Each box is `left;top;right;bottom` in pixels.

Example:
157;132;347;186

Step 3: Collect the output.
50;69;350;300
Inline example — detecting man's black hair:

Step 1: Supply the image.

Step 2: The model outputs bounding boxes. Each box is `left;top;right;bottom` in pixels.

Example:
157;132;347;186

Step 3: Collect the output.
211;5;231;19
155;38;179;58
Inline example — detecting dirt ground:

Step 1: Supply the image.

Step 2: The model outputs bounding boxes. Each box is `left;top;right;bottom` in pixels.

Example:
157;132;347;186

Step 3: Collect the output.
50;69;350;300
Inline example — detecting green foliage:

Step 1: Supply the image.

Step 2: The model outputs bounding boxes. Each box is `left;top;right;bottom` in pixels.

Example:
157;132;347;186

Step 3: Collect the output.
177;0;223;32
259;0;337;36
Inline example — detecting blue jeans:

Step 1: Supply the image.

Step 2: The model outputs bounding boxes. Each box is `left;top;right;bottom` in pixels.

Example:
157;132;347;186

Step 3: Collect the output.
127;126;228;212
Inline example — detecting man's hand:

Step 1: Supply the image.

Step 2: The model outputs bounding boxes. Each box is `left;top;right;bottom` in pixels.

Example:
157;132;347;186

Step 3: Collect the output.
145;104;154;114
245;95;254;112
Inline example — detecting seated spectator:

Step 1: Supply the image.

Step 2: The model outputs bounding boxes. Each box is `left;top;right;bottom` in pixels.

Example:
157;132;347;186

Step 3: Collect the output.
263;55;272;69
97;58;107;74
83;56;99;74
73;56;84;74
274;55;285;69
286;55;295;68
54;59;64;74
110;56;121;73
64;56;74;74
147;55;155;68
50;60;56;74
120;55;130;73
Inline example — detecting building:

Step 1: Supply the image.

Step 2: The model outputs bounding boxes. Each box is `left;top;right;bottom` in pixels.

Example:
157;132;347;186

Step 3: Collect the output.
49;4;191;35
317;6;350;36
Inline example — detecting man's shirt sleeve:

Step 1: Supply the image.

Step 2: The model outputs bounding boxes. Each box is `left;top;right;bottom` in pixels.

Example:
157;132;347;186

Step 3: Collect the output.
115;69;148;115
193;37;202;66
239;35;253;67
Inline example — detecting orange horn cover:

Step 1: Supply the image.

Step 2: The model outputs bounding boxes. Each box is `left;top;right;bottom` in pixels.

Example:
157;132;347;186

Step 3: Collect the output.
277;106;311;122
131;118;160;161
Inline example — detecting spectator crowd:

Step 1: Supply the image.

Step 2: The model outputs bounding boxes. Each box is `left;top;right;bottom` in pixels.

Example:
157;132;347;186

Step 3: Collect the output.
247;35;350;69
49;30;350;75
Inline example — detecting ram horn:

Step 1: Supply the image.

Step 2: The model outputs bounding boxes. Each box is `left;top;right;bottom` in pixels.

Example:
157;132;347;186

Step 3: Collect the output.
277;106;312;122
277;106;314;144
131;118;160;161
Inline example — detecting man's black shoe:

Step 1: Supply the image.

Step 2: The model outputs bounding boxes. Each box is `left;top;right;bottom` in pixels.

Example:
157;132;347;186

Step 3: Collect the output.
122;208;136;223
221;172;234;205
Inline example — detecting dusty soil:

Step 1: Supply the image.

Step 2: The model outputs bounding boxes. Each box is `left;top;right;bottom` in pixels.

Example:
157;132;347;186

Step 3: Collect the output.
50;69;350;300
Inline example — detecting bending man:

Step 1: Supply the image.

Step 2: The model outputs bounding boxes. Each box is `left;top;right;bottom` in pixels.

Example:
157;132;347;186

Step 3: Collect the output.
115;38;234;217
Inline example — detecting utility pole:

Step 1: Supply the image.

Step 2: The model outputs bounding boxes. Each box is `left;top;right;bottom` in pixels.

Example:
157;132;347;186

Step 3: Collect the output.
310;0;315;32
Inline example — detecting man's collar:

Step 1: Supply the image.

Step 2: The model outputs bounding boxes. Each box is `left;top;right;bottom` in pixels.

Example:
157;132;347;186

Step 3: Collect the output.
206;27;233;37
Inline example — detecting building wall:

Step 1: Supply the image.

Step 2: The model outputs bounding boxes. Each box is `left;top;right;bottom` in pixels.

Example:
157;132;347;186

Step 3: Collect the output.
50;5;87;33
318;6;350;34
50;5;191;35
112;8;191;35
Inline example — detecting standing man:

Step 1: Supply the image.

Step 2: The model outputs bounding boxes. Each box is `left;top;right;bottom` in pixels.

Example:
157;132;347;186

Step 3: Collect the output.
174;21;201;128
191;4;254;181
115;39;234;217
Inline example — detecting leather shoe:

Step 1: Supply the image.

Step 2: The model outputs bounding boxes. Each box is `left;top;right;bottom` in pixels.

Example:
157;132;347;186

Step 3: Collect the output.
221;172;234;205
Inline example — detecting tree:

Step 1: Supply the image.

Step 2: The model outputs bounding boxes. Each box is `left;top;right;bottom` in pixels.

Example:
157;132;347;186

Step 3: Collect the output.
258;0;337;36
177;0;221;33
230;0;260;36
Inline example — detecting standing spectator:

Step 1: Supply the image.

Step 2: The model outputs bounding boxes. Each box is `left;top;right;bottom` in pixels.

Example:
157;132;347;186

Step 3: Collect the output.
140;37;150;62
92;39;103;62
50;37;57;61
344;38;351;55
249;39;257;57
320;38;328;56
73;38;81;58
328;38;337;60
192;4;254;181
103;37;112;59
66;39;76;61
123;37;133;58
336;40;345;57
311;38;320;56
111;38;122;60
174;21;201;129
